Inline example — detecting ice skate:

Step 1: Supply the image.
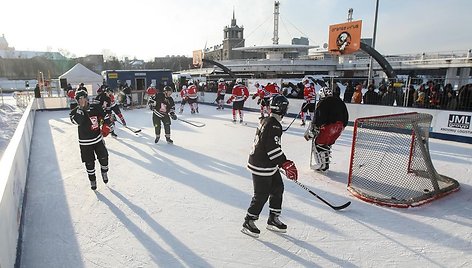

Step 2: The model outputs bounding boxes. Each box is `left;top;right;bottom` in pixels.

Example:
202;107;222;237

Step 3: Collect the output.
155;136;160;143
101;172;109;184
90;180;97;190
111;131;118;138
266;214;287;233
166;137;174;144
241;219;260;238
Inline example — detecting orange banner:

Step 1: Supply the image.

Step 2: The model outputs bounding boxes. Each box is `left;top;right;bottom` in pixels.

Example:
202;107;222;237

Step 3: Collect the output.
328;20;362;55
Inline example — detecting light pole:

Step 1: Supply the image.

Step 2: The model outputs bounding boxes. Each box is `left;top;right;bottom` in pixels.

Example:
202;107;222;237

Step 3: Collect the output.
367;0;380;86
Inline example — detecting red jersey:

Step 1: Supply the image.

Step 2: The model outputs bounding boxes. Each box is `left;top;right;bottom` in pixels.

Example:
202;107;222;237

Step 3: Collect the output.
303;84;316;103
217;82;227;96
187;85;198;99
231;85;249;102
265;83;280;97
146;86;157;96
256;86;270;99
180;87;188;99
67;89;75;100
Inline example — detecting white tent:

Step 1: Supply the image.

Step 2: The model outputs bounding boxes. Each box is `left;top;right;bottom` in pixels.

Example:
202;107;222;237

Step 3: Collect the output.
59;63;103;94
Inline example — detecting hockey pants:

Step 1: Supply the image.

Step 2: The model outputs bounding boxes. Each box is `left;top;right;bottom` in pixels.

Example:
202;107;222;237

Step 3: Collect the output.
246;171;284;220
85;157;108;182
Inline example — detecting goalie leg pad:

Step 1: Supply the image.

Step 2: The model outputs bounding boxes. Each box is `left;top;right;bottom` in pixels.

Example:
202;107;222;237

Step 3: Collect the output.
312;144;331;170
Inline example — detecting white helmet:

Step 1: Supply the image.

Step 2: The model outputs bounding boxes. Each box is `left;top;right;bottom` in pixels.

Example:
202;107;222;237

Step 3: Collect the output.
302;77;309;84
188;79;194;85
319;87;333;99
236;78;243;84
218;78;224;83
182;85;187;90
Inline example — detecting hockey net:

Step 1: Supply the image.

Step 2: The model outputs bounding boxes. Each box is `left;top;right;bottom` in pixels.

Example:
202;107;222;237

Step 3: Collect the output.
348;112;460;208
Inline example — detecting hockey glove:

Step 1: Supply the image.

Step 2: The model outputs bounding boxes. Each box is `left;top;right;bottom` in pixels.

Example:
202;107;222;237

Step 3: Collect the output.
226;99;232;104
257;99;261;105
101;124;111;137
281;160;298;181
252;94;257;100
170;112;177;120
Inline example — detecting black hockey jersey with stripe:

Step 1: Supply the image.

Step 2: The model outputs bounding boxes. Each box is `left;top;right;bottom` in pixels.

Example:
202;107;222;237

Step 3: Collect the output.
247;116;287;176
69;103;109;146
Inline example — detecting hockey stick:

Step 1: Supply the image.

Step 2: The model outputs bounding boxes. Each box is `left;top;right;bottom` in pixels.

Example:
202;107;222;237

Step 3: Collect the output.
282;102;309;132
293;180;351;211
178;118;206;127
114;119;142;133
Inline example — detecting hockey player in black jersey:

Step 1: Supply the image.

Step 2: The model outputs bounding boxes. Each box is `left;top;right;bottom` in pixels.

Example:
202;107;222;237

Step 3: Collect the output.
304;87;349;172
95;85;117;137
70;89;112;190
148;86;177;144
242;95;298;238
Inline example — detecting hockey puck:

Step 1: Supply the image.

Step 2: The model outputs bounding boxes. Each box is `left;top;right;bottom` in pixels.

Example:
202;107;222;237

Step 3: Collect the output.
423;189;430;192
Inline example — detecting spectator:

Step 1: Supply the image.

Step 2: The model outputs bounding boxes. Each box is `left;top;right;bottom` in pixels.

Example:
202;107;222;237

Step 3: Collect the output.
445;89;458;110
34;84;41;98
380;85;396;106
343;81;355;103
351;84;363;104
414;91;426;108
378;84;387;100
429;84;441;108
457;84;472;111
363;84;379;105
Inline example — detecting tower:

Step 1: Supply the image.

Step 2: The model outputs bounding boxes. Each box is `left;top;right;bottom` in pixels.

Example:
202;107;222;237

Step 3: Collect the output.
273;1;280;45
222;9;245;60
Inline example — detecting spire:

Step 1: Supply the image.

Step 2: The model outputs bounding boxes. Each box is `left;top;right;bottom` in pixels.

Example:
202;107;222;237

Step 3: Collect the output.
231;7;236;26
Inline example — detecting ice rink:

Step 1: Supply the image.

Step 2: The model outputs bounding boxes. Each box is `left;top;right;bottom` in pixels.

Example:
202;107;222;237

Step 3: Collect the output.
19;104;472;267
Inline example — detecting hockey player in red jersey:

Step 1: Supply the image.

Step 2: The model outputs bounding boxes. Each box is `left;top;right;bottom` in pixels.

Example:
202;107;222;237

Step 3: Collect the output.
67;87;77;110
226;78;249;123
216;78;227;110
242;95;298;238
251;82;271;119
186;80;199;114
179;85;188;114
300;78;317;126
265;82;281;98
304;87;349;172
70;89;112;190
106;87;127;126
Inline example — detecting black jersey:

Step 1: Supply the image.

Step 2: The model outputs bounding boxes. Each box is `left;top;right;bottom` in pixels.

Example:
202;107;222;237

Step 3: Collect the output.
314;96;349;128
149;93;174;117
166;96;175;113
247;116;287;176
95;93;111;113
70;103;109;146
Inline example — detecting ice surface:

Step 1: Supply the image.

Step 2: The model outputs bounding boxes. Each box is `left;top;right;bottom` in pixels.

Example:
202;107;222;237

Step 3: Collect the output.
14;104;472;267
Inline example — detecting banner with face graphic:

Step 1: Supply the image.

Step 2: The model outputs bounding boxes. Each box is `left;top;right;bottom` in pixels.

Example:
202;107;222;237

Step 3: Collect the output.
328;20;362;55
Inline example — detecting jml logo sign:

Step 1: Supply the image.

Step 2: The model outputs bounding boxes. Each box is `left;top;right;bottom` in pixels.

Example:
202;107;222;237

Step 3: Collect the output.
448;114;471;129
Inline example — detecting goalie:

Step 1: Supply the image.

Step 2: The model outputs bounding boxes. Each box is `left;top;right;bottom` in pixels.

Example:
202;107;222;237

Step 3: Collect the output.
304;87;348;172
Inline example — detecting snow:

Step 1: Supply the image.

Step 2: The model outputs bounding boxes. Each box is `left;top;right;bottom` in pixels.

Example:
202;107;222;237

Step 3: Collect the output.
0;95;24;159
1;103;471;267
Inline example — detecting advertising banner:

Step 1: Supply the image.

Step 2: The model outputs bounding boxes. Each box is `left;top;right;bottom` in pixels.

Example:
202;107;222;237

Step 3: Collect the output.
434;111;472;138
329;20;362;55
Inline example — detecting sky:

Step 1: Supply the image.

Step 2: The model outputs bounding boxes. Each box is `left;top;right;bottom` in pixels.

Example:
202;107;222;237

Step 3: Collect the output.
3;103;469;267
1;1;472;60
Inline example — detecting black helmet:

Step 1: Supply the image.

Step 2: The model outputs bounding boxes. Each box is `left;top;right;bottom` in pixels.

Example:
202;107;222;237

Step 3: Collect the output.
75;89;88;101
164;86;172;92
270;95;289;116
